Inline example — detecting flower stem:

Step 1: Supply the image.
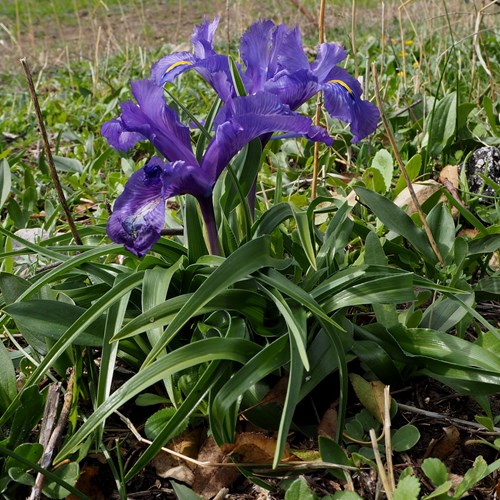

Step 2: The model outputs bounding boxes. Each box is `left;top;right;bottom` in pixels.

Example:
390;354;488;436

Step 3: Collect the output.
198;195;221;256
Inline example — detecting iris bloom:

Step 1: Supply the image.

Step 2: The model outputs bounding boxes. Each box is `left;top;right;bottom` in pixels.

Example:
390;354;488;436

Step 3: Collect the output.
101;79;326;257
152;18;379;143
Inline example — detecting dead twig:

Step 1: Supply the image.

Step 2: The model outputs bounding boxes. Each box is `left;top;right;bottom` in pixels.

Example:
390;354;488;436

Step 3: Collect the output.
371;62;445;267
30;369;75;500
398;403;500;434
442;179;466;208
20;58;83;246
311;0;327;200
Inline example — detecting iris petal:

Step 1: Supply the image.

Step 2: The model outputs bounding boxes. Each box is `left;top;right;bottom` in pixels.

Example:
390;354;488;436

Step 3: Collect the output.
264;69;320;110
192;17;220;58
240;20;274;93
100;118;145;152
107;157;168;257
311;43;347;82
322;67;379;142
151;52;197;85
107;157;213;257
205;92;313;178
105;80;197;164
275;27;309;73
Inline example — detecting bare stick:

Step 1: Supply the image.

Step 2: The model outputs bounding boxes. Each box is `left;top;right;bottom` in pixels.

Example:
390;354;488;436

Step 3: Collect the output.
311;0;327;200
20;58;83;246
30;369;76;500
371;62;445;267
398;403;500;434
370;428;392;500
384;386;395;492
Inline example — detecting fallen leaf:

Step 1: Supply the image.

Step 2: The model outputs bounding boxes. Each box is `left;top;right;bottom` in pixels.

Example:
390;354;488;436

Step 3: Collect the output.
259;375;289;407
457;229;479;239
192;436;239;499
394;180;442;215
222;432;292;464
159;464;195;485
439;165;459;188
67;465;105;500
318;407;338;439
425;425;460;459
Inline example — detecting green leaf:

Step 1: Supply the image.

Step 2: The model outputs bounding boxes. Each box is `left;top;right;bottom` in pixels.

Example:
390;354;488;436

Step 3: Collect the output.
392;425;420;452
393;475;421;500
285;477;317;500
135;393;170;406
0;340;17;412
52;155;83;173
0;444;87;499
95;274;132;441
354;186;437;264
427;203;455;260
363;167;387;193
426;92;457;156
453;456;488;498
185;195;208;263
319;436;351;481
0;270;143;427
5;300;107;346
0;158;11;209
257;269;348;441
144;407;181;441
421;457;449;486
170;481;203;500
125;358;228;481
274;306;305;467
57;338;259;461
422;481;453;499
228;55;247;97
329;492;363;500
370;149;393;192
421;294;474;332
394;154;422;196
210;336;289;444
483;96;500;135
42;462;80;500
5;443;43;471
143;236;287;365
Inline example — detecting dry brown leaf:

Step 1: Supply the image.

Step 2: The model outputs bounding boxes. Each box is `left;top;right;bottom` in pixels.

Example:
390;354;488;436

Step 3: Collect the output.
221;432;292;464
394;180;442;215
439;165;459;188
158;464;195;485
192;436;239;499
67;465;106;500
426;425;460;459
458;229;479;239
318;407;338;439
259;375;289;407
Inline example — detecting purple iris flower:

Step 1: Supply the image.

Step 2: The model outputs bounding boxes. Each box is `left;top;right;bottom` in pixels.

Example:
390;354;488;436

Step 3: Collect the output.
101;79;321;257
151;18;235;103
152;19;379;143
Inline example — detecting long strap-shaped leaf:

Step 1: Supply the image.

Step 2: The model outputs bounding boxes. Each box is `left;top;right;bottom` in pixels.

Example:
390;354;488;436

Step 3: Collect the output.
142;236;288;366
0;271;144;426
210;336;289;444
56;338;260;461
257;269;348;441
125;357;229;482
111;288;268;341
